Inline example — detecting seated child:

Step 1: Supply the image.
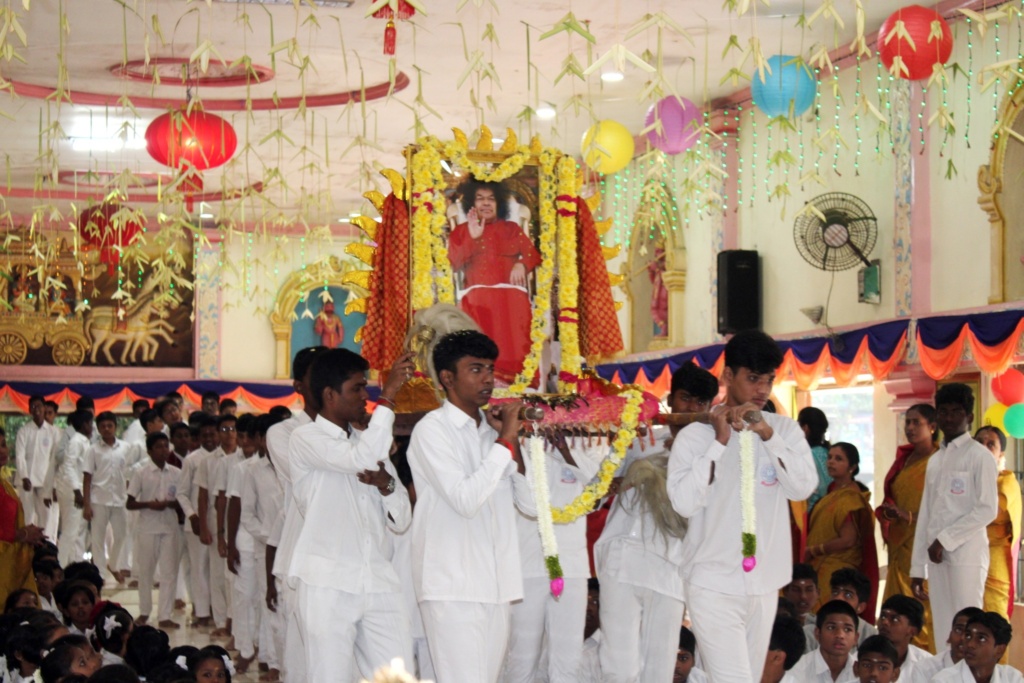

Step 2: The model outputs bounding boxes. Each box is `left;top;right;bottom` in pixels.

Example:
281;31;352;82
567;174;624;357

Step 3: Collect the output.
39;634;103;683
33;558;63;617
3;590;38;612
877;595;930;672
783;564;821;627
187;645;233;683
907;606;985;683
761;615;807;683
806;568;878;652
54;580;97;637
124;625;171;681
788;600;859;682
675;626;708;683
931;612;1023;683
93;603;134;668
853;635;900;683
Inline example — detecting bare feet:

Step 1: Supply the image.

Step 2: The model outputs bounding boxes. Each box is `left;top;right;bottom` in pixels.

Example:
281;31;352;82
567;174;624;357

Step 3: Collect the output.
158;620;181;630
235;654;255;674
259;669;280;682
191;617;213;629
128;580;139;589
135;615;149;626
174;600;186;611
210;627;231;638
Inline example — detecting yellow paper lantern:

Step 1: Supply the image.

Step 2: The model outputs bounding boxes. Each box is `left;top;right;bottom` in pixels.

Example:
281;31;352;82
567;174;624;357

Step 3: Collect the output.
983;402;1009;432
581;120;634;175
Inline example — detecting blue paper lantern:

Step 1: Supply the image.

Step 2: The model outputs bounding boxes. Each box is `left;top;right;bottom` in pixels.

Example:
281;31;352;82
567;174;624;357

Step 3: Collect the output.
751;55;816;118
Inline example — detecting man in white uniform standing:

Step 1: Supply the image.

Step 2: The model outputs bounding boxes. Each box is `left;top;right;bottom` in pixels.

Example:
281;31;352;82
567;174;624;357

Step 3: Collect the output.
668;330;817;683
911;382;998;643
408;330;535;683
16;395;60;528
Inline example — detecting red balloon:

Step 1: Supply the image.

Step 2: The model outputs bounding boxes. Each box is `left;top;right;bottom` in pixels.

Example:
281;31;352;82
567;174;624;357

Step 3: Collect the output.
993;368;1024;406
878;5;952;81
145;108;237;171
78;202;145;275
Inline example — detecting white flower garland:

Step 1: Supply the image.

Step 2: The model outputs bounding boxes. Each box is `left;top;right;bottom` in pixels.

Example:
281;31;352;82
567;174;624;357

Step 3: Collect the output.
739;429;757;571
528;435;564;596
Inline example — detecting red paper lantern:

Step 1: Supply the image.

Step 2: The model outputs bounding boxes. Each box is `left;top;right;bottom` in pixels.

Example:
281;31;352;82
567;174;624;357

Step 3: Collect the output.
878;5;953;81
370;0;417;56
78;202;145;275
993;368;1024;406
145;108;238;172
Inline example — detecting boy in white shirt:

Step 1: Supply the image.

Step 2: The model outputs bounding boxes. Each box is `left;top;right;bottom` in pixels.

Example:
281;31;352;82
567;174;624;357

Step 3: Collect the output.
225;413;259;672
286;347;414;681
788;600;859;683
16;395;60;528
126;432;183;628
56;410;92;565
668;331;817;683
408;331;533;683
82;411;131;584
931;612;1024;683
877;595;931;675
175;413;220;628
676;626;709;683
911;383;998;640
762;616;808;683
852;636;901;683
120;399;151;445
909;607;985;683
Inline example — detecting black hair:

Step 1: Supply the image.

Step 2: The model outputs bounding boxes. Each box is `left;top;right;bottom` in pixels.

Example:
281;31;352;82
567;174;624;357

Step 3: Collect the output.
154;400;177;422
124;625;170;678
670;363;719;403
145;432;169;452
40;634;92;683
791;563;817;586
954;606;986;625
236;413;257;437
966;612;1013;646
292;345;328;381
145;662;195;683
723;329;784;375
165;391;183;402
44;400;59;413
855;635;899;666
201;391;220;404
798;407;829;448
188;645;232;683
432;330;499;386
94;411;117;427
216;413;237;427
130;399;150;414
768;615;806;671
192;413;218;431
816;599;859;631
309;348;370;409
830;568;871;604
588;577;600;592
93;604;133;655
776;596;796;618
33;541;59;563
89;664;141;683
29;394;46;407
219;398;237;412
3;589;37;612
33;556;62;579
61;564;103;596
54;580;98;611
139;409;162;430
830;442;861;477
269;405;294;422
934;382;974;415
391;436;413;487
906;403;937;424
68;410;92;434
678;625;696;655
169;421;191;437
975;425;1008;452
458;178;512;220
3;615;48;671
75;397;95;412
763;399;777;413
255;413;285;437
881;595;924;631
166;645;199;673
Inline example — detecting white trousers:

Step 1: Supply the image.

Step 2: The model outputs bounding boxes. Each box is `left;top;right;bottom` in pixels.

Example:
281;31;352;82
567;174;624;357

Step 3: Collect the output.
598;580;685;683
421;600;510;683
232;548;260;659
210;541;229;627
89;504;126;581
136;530;181;621
412;637;434;682
506;577;587;683
56;486;86;565
119;510;135;572
297;582;411;683
260;575;286;670
177;527;192;602
185;531;212;619
928;561;988;642
281;579;305;683
19;487;50;528
686;585;777;683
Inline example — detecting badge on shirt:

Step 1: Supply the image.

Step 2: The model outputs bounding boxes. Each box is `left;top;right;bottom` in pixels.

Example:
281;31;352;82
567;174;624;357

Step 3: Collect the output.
560;467;577;484
167;485;177;499
760;462;779;487
950;477;966;495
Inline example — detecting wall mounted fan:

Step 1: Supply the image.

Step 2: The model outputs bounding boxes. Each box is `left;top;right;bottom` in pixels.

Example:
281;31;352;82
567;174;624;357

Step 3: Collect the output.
793;192;878;271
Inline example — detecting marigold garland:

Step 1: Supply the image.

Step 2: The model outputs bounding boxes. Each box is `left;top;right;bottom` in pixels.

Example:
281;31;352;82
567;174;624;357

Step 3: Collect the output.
409;145;455;309
555;155;581;390
440;139;530;183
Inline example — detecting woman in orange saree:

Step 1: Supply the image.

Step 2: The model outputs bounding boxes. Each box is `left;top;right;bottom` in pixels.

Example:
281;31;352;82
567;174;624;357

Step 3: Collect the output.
805;442;878;620
0;426;44;603
975;426;1021;622
876;403;938;652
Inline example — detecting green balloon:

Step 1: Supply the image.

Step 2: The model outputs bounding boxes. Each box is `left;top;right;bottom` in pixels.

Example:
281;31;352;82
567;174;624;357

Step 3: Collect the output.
1004;404;1024;439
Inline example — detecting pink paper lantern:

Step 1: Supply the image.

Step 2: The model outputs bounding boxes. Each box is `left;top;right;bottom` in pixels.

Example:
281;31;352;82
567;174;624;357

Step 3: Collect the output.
644;96;701;155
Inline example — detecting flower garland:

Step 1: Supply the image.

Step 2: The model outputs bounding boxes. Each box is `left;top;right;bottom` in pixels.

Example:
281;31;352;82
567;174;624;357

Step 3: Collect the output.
409;145;448;309
554;155;581;390
440;139;530;183
549;387;644;524
527;435;565;598
739;430;757;571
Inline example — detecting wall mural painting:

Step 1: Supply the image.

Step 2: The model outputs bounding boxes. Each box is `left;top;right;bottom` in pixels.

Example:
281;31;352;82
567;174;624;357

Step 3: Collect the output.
0;229;194;367
290;285;367;360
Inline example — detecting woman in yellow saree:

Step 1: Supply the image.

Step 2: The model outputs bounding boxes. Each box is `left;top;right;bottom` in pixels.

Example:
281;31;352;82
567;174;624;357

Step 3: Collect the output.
0;426;44;603
975;425;1021;622
876;403;938;652
805;442;878;621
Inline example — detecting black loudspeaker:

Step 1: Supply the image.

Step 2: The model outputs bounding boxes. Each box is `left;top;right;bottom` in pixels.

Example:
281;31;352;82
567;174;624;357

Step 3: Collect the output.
717;250;761;335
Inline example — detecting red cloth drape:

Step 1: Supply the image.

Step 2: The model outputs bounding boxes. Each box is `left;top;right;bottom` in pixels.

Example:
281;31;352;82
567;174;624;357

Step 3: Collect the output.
362;193;411;372
573;198;624;364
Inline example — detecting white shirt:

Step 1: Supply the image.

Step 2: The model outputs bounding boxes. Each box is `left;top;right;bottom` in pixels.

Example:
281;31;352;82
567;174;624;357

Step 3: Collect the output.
668;413;817;596
907;649;954;683
911;433;999;577
127;461;182;535
56;432;90;492
240;455;283;546
83;439;131;506
788;649;856;683
39;593;60;618
596;433;688;601
408;400;535;604
517;444;602;580
286;411;410;592
931;660;1024;683
121;419;145;445
195;447;228;525
226;454;256;553
687;668;710;683
15;419;59;487
268;410;312;580
175;446;217;523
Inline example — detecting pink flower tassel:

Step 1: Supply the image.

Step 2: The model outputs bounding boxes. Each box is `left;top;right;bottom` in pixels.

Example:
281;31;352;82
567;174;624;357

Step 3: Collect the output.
550;578;565;598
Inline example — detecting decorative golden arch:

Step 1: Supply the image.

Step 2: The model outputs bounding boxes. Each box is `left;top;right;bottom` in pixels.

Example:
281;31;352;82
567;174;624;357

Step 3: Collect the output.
269;255;366;379
621;175;687;353
978;78;1024;304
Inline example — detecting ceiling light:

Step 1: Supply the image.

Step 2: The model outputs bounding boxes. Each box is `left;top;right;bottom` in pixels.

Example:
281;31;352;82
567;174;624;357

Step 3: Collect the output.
536;105;556;120
601;71;625;83
200;212;214;219
491;137;504;145
337;217;351;223
349;211;361;218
